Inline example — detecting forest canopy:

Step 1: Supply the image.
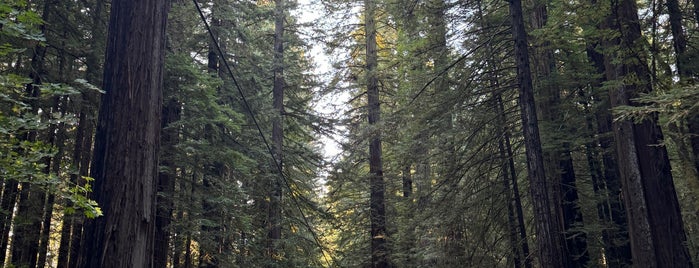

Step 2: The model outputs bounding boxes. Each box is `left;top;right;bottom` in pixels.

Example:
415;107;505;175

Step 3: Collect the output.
0;0;698;267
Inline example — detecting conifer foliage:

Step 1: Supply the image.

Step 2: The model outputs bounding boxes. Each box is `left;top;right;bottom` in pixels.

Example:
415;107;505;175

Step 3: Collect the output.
1;0;699;267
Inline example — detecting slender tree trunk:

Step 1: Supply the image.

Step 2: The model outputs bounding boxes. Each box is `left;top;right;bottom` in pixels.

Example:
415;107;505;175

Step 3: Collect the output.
604;1;692;266
498;136;522;268
77;0;169;266
185;234;193;268
67;106;95;268
10;1;54;264
529;2;588;265
584;27;633;266
12;183;44;267
402;165;412;198
0;179;18;264
365;0;388;266
508;0;566;266
492;73;531;268
477;1;531;265
665;0;699;181
666;0;689;80
57;102;89;268
1;45;45;264
37;98;68;268
198;7;223;266
691;117;699;179
267;0;285;263
58;0;104;265
37;194;55;268
399;164;415;267
503;103;532;268
693;0;699;26
154;98;181;268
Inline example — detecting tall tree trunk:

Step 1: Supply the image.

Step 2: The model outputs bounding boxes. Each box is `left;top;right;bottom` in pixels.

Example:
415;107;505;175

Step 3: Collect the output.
77;0;169;266
37;97;68;268
68;104;96;268
508;0;566;266
57;99;93;268
666;0;699;183
267;0;285;263
666;0;689;80
477;1;531;265
498;136;522;268
365;0;388;266
399;164;415;267
154;98;181;268
492;71;531;268
502;99;532;268
37;194;55;268
584;25;633;266
529;2;588;266
58;0;104;265
12;183;44;267
604;0;692;266
10;1;54;265
0;179;18;264
198;6;223;265
185;234;193;268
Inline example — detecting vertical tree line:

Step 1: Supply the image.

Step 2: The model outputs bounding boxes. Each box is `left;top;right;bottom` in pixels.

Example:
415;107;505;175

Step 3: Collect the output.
1;0;699;267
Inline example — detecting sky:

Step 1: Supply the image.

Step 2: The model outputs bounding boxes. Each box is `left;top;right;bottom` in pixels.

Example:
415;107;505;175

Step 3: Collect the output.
294;0;351;163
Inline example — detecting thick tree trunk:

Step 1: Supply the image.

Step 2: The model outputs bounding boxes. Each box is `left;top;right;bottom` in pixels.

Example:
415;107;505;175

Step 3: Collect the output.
77;0;169;266
604;1;692;266
508;0;566;266
365;0;388;266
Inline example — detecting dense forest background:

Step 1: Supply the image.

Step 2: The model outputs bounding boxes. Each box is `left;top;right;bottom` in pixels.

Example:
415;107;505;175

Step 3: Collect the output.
1;0;699;267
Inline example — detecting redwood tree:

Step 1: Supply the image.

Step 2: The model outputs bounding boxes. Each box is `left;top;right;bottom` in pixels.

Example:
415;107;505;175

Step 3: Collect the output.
508;0;566;266
77;0;170;267
365;0;389;266
268;0;285;262
603;0;692;266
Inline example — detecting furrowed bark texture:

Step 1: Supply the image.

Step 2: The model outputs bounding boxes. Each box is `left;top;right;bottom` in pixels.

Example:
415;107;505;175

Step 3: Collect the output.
268;0;284;263
77;0;169;267
365;0;388;266
605;0;692;266
508;0;565;266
